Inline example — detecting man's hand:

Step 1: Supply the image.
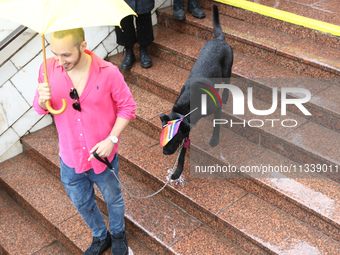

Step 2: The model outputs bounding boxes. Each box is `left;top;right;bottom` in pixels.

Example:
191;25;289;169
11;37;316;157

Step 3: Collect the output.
88;138;115;161
38;82;51;110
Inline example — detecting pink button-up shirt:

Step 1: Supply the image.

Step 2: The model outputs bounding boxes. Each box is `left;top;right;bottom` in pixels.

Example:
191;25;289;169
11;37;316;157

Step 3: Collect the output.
33;50;136;174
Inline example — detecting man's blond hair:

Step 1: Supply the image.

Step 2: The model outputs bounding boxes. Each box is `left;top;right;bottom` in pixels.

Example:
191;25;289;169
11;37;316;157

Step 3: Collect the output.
52;28;85;47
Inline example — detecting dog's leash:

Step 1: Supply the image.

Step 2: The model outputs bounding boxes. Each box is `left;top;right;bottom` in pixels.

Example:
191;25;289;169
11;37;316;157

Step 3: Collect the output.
161;107;199;129
93;139;188;199
94;108;197;199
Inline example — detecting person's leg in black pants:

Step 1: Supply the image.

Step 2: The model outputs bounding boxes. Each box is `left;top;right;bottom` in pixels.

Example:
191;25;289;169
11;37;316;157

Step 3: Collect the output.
115;13;154;69
115;15;137;70
136;12;154;68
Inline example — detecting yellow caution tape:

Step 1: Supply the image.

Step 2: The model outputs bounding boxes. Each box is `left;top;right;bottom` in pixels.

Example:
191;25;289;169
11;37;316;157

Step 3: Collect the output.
214;0;340;36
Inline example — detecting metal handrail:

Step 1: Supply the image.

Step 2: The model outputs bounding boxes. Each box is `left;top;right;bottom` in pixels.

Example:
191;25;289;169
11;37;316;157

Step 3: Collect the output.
0;25;27;51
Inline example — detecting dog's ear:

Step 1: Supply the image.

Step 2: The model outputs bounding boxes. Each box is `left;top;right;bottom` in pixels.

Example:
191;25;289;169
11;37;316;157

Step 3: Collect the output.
160;113;170;125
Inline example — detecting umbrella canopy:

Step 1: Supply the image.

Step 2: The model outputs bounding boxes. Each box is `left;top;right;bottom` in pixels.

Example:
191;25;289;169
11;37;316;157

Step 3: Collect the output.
0;0;136;34
0;0;136;114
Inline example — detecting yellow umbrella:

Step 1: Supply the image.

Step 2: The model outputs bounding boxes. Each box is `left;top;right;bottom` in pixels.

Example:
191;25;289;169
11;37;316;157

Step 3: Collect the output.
0;0;136;114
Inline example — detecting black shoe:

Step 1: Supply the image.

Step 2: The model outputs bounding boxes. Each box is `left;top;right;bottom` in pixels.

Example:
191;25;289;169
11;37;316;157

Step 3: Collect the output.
187;0;206;19
140;46;152;68
84;231;111;255
173;0;186;20
121;46;135;70
111;230;128;255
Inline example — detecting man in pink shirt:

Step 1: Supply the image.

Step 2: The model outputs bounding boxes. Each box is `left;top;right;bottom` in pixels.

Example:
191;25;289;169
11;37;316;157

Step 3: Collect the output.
33;28;136;255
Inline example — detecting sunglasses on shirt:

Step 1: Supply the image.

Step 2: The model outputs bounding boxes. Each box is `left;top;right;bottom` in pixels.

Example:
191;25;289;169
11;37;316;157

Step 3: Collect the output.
69;88;81;112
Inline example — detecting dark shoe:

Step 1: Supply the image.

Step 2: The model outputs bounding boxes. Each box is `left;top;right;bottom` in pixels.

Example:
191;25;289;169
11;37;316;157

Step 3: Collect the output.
84;231;111;255
121;46;135;70
140;46;152;68
173;0;186;20
187;0;206;19
111;230;128;255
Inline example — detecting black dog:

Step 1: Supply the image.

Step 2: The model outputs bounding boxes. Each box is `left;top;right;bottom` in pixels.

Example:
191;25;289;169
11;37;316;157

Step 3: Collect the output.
159;4;233;180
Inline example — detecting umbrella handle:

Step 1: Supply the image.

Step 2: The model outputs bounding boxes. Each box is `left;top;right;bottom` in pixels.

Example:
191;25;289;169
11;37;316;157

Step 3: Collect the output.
45;99;67;115
41;35;67;115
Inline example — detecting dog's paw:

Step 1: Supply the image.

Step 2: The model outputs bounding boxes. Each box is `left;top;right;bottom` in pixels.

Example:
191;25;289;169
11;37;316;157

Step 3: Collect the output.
171;167;183;180
171;173;180;180
209;137;219;147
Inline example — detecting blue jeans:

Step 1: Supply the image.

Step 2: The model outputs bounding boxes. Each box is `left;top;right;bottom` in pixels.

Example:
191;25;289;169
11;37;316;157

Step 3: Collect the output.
60;153;125;239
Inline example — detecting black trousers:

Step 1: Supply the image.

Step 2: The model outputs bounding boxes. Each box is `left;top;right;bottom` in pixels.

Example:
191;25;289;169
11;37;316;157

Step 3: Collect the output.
115;12;154;47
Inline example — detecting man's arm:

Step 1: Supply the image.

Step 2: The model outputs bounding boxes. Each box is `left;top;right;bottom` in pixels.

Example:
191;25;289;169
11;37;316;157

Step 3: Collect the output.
88;65;136;161
88;117;130;161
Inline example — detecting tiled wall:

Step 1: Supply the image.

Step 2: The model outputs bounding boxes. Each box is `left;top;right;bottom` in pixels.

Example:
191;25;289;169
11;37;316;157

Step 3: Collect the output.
0;0;171;163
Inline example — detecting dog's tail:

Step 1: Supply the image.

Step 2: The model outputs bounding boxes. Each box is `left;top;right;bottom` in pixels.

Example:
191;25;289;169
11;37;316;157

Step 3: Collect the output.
213;4;224;40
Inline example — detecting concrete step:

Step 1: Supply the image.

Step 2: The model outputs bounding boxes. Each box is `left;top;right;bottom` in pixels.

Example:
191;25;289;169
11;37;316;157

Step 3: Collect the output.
104;120;340;252
20;79;340;244
156;3;340;88
149;25;340;132
0;188;71;255
17;123;340;254
0;153;157;254
157;5;340;80
106;55;340;184
2;1;338;254
200;0;340;49
127;84;340;242
1;127;249;254
0;153;85;254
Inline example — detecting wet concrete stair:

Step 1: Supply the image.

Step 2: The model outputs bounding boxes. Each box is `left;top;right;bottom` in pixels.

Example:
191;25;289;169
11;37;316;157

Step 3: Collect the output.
1;1;340;254
0;188;72;254
107;2;340;253
204;0;339;50
0;125;250;254
0;151;155;254
156;5;340;132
